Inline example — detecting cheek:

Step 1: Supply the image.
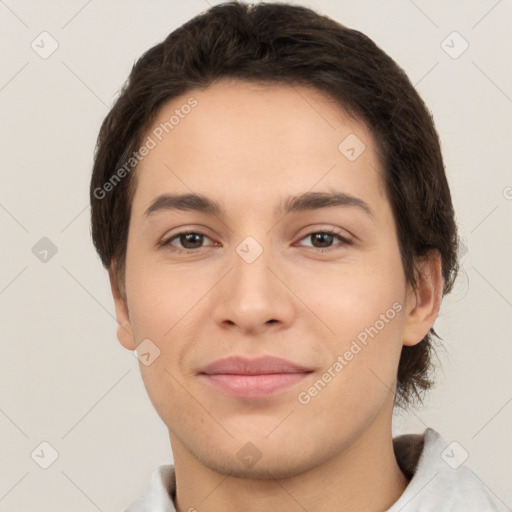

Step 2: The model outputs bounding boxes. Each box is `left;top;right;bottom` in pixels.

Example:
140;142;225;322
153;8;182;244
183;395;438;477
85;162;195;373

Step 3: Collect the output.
124;268;193;414
125;264;209;380
301;257;407;395
125;258;195;332
301;258;405;333
299;274;405;421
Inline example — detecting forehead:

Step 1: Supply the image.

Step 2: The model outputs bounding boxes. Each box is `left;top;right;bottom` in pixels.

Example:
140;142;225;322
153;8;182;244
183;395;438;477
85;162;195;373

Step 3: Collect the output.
131;79;386;218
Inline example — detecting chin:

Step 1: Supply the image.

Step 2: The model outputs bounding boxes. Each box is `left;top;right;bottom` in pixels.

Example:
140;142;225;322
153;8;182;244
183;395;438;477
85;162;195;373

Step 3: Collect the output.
204;451;316;481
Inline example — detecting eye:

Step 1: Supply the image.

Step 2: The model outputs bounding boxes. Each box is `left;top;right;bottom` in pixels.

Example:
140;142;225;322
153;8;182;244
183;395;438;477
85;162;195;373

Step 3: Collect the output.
297;230;353;251
160;231;216;253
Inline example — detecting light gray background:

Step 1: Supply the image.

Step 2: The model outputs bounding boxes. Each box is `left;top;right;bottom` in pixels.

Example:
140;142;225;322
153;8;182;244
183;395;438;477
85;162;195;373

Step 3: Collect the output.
1;0;511;510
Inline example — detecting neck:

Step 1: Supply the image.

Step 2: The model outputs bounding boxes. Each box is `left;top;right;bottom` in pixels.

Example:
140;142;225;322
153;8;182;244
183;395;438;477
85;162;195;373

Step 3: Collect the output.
169;400;410;512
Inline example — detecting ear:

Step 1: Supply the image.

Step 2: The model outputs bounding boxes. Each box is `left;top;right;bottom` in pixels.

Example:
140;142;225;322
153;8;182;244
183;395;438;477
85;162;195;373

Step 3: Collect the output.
402;250;444;347
108;263;137;351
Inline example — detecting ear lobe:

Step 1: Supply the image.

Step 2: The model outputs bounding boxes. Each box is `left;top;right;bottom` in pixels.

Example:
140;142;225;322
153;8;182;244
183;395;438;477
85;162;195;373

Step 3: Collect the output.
402;250;444;347
108;264;137;351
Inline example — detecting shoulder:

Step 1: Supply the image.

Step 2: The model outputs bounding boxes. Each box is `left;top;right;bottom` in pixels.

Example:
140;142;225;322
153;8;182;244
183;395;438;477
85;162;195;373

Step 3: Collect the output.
124;465;176;512
389;428;500;512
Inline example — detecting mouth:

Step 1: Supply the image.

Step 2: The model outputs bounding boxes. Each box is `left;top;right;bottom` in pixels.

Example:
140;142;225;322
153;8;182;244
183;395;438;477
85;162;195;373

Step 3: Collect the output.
198;355;314;398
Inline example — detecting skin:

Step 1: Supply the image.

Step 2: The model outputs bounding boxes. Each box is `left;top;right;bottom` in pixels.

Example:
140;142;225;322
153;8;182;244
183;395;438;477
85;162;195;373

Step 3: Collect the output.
109;78;443;512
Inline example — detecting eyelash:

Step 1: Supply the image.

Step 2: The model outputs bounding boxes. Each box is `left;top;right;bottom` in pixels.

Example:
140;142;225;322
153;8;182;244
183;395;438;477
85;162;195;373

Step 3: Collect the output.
159;229;353;254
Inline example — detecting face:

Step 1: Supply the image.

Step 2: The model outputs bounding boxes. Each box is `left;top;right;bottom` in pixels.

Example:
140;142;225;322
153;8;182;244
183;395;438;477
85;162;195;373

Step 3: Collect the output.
111;79;436;479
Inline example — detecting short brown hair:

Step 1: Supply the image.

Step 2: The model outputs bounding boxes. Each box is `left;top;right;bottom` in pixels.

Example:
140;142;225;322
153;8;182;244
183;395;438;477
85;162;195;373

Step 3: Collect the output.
90;1;460;410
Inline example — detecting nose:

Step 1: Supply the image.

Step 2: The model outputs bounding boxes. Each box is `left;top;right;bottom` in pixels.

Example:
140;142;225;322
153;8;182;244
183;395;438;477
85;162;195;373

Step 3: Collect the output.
210;237;296;335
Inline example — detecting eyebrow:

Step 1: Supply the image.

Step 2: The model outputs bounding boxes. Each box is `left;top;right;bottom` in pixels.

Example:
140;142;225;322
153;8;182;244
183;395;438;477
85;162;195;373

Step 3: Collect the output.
144;191;375;220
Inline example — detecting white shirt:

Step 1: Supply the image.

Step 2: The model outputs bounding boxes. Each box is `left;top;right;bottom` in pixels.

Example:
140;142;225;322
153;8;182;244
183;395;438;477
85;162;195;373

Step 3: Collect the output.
125;428;500;511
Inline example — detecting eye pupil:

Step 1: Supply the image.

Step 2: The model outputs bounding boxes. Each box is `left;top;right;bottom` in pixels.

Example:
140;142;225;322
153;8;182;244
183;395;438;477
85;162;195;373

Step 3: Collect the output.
181;233;203;248
313;233;334;247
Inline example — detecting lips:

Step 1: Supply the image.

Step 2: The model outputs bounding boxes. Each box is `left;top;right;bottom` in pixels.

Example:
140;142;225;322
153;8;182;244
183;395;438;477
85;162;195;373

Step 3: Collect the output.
198;355;314;398
198;355;313;375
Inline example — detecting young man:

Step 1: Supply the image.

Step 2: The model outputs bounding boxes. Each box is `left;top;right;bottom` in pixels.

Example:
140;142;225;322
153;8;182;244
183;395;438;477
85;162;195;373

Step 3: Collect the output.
90;2;499;511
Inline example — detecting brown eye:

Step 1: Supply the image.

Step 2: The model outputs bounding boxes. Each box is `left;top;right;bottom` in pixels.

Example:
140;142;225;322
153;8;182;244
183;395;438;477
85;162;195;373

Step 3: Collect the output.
298;230;352;251
161;232;214;253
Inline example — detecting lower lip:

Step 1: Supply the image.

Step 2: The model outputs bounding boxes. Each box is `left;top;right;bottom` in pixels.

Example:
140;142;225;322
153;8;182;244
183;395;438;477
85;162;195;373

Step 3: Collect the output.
200;373;311;398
